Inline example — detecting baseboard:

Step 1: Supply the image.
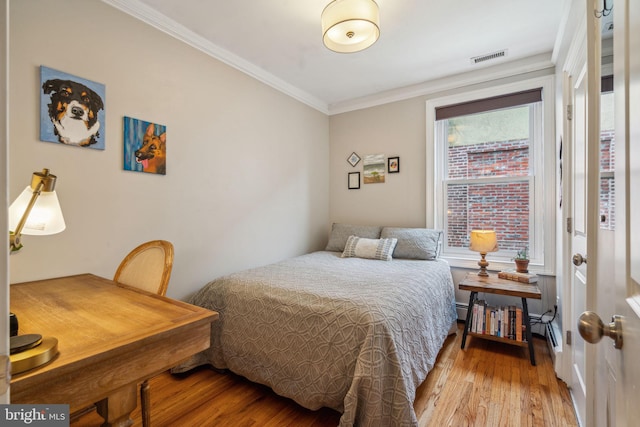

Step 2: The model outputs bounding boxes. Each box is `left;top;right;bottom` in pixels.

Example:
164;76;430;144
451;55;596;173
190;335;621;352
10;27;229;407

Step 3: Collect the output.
545;320;562;368
455;302;468;320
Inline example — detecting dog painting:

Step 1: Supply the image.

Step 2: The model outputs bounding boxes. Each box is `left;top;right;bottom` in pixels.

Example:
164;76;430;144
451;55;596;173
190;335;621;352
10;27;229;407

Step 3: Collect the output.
123;117;167;175
40;66;105;149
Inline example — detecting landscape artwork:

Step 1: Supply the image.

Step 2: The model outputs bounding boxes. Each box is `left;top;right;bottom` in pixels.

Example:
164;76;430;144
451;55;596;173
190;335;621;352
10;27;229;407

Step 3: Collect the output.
40;66;106;150
123;116;167;175
363;154;386;184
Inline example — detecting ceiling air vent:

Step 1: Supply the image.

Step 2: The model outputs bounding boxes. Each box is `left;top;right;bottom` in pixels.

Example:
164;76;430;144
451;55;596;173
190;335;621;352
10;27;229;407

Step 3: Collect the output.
471;49;507;65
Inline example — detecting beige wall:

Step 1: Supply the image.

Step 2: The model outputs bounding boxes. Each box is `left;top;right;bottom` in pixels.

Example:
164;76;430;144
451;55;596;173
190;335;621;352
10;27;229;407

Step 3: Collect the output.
8;0;558;318
329;69;558;325
329;97;428;227
8;0;329;300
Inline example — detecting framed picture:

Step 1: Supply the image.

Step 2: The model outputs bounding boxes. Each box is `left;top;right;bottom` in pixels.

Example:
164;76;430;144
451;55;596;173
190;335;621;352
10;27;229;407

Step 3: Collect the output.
363;154;385;184
347;152;361;167
388;156;400;173
40;66;106;150
348;172;360;189
123;116;167;175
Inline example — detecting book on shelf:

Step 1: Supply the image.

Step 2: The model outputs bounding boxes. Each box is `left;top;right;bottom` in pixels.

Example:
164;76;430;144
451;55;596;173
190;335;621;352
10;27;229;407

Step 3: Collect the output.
498;269;538;283
468;300;525;342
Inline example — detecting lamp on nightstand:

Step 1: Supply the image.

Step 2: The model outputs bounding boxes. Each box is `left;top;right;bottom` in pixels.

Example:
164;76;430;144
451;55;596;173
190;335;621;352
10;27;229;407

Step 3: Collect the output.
469;230;498;277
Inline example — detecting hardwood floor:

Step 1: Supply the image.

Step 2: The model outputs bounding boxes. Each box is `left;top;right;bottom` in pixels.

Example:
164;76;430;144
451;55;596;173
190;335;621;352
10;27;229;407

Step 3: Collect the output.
72;322;577;426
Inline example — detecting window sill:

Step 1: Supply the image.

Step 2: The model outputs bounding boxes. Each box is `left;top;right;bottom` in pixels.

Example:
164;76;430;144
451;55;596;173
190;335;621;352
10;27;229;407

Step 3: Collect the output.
442;256;555;277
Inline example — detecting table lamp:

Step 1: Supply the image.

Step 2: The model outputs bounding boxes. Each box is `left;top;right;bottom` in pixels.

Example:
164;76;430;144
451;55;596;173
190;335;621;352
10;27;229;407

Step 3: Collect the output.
469;230;498;277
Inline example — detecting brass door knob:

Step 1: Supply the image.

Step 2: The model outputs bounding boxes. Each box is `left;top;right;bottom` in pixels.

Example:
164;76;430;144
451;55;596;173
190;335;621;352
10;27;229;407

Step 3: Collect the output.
578;311;623;349
572;253;587;266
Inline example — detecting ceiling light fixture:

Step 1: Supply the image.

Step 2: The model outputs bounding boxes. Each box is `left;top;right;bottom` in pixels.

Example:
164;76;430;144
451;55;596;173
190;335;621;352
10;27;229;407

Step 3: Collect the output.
322;0;380;53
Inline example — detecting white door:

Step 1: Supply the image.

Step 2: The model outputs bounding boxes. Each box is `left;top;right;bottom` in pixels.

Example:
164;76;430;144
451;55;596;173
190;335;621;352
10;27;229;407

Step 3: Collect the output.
565;2;601;422
611;0;640;423
577;1;640;427
568;59;590;426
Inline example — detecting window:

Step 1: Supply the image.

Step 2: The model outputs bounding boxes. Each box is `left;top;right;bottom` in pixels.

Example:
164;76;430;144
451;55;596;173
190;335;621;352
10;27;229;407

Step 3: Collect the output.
426;77;555;273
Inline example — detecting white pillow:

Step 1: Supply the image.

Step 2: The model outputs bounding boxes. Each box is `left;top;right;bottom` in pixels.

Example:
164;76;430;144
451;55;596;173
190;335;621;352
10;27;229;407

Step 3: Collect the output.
341;235;398;261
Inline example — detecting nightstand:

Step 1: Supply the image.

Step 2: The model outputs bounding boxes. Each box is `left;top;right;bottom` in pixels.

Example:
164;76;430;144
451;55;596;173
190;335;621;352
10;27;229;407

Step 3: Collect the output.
459;272;541;365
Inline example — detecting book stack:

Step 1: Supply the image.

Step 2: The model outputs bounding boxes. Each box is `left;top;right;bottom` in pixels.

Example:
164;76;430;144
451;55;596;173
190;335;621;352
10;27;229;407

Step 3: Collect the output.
470;300;524;341
498;269;538;283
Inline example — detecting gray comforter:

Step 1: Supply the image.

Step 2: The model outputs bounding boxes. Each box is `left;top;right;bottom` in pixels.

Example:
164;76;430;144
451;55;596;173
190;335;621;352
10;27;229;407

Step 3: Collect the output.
175;251;457;426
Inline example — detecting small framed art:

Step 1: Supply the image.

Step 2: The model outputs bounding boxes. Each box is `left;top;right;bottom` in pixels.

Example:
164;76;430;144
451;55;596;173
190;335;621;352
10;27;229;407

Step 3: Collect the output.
363;154;385;184
347;152;361;167
388;156;400;173
123;117;167;175
348;172;360;189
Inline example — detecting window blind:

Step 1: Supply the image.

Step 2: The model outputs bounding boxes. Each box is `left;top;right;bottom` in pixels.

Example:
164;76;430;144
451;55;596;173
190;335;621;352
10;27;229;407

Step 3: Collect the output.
435;88;542;121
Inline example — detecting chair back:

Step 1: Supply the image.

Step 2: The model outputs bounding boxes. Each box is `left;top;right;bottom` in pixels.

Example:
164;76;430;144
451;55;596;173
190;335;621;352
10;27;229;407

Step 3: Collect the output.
114;240;174;296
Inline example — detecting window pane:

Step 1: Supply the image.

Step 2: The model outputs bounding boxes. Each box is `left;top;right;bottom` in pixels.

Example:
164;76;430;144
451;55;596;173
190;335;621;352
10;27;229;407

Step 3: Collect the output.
447;182;529;251
600;91;615;230
447;106;530;179
600;177;615;230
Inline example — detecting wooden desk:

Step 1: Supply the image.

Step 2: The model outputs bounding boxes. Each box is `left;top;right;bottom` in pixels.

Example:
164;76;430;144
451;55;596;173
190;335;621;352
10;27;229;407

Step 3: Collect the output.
459;273;541;365
10;274;218;426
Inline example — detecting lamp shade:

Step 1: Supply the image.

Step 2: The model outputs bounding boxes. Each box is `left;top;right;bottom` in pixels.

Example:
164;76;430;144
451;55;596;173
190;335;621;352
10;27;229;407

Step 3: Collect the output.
469;230;498;253
322;0;380;53
9;186;66;235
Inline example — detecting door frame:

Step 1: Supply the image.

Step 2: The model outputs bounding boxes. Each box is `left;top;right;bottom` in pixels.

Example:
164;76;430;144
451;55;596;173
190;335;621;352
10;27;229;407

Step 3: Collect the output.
1;0;10;404
559;0;586;386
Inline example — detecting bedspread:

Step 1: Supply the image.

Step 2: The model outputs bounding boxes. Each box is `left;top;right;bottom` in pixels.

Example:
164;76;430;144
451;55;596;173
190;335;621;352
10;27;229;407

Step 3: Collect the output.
174;251;457;426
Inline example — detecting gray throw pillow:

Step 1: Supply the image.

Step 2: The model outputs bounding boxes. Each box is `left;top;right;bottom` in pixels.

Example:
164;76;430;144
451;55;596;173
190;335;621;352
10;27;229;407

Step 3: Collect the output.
380;227;443;260
325;223;383;252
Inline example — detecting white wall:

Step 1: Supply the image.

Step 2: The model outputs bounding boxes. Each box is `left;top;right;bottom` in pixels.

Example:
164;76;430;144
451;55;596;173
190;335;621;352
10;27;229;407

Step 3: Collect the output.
8;0;329;300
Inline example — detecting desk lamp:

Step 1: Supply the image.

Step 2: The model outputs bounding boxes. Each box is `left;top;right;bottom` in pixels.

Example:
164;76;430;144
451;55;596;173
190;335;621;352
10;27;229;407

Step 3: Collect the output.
469;230;498;277
9;168;65;252
8;168;65;372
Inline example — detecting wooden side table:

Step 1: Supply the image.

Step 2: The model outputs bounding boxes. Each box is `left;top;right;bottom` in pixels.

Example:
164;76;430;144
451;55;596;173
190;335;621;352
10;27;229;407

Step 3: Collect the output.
459;272;542;365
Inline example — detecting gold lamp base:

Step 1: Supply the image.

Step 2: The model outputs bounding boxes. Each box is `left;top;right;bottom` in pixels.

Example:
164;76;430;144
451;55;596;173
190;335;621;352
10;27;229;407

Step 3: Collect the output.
10;336;58;375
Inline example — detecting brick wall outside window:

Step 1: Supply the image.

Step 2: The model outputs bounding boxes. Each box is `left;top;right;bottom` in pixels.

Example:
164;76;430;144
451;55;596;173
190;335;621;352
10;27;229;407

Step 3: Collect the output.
446;139;530;251
445;129;616;250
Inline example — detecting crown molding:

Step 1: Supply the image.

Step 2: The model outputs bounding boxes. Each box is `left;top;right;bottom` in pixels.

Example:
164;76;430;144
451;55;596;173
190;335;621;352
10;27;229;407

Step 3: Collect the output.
328;53;556;115
102;0;557;117
101;0;329;114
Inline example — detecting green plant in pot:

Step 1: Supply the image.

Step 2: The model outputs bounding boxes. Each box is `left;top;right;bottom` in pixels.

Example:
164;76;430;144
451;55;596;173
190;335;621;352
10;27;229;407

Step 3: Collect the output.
513;247;530;273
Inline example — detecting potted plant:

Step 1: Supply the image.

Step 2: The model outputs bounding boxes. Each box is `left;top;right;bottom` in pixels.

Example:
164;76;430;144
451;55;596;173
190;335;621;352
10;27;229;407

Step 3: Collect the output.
513;247;530;273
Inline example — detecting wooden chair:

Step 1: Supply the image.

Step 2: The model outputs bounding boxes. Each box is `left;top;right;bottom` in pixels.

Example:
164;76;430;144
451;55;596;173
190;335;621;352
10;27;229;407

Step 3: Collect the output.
114;239;174;297
113;239;174;427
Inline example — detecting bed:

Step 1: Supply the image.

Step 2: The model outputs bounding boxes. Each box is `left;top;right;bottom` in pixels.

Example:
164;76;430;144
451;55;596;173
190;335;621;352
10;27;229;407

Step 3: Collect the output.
174;225;457;426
